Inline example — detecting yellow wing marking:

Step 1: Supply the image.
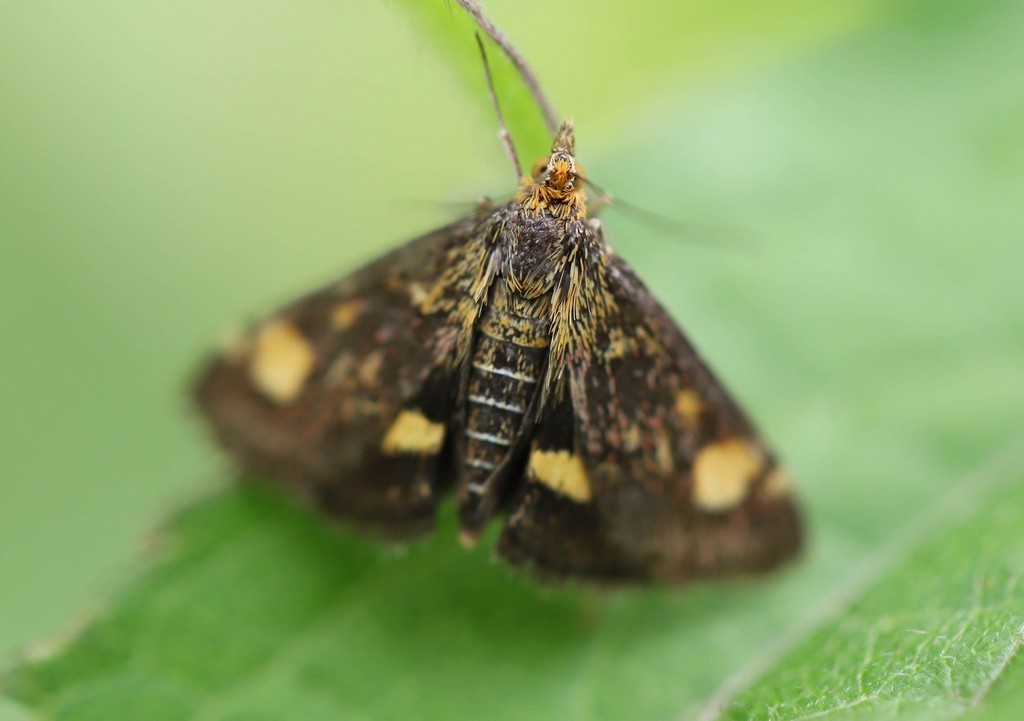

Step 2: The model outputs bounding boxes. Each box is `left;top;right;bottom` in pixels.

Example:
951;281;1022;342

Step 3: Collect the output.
692;439;765;511
248;321;315;404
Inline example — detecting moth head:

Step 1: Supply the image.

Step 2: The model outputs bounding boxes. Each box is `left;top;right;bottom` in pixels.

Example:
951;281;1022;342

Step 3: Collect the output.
531;120;578;192
516;120;588;217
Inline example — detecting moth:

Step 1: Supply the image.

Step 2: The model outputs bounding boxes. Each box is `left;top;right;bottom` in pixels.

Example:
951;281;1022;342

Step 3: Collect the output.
194;122;802;583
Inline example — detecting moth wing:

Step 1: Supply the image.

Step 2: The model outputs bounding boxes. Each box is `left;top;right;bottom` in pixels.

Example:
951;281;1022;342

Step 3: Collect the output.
499;250;801;582
195;209;489;537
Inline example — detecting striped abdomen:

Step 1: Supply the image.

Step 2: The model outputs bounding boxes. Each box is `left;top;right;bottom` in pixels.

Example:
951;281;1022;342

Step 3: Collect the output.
461;288;550;505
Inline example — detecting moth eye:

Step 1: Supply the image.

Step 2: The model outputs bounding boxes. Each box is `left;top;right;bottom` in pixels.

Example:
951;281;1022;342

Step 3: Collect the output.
531;156;550;178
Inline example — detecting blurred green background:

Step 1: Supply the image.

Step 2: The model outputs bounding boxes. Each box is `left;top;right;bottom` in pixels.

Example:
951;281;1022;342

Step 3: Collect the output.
1;0;1022;666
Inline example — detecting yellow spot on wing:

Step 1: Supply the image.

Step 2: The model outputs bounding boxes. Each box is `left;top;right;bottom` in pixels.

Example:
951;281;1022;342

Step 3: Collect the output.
674;389;703;426
330;299;365;329
692;439;764;512
528;449;591;503
381;409;446;455
248;321;315;404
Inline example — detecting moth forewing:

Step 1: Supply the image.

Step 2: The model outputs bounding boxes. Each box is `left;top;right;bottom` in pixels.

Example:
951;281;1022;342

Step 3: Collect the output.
195;122;802;583
194;214;482;537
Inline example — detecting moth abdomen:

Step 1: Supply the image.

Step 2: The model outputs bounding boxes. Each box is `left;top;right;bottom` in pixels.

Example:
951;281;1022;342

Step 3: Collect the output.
458;288;553;529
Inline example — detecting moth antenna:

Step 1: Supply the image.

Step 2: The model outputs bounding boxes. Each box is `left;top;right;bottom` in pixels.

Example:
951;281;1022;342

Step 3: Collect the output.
580;175;758;252
476;33;522;180
456;0;559;136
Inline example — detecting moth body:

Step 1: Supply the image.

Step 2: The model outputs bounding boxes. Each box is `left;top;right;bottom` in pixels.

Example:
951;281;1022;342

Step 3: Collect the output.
195;122;803;583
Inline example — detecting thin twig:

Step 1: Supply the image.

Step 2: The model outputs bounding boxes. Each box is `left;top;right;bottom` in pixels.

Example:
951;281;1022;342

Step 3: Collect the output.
475;33;522;179
454;0;560;136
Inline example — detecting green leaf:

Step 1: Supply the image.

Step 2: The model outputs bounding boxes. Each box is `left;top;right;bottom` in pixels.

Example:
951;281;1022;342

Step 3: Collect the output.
715;446;1024;720
0;488;787;720
4;447;1022;720
3;0;1024;719
961;653;1024;721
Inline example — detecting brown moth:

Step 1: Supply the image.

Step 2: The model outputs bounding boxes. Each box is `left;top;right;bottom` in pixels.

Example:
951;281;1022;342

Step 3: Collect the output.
193;121;802;583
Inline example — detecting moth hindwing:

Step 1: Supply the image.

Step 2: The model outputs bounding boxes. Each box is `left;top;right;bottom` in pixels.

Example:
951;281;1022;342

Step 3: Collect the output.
195;121;802;583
